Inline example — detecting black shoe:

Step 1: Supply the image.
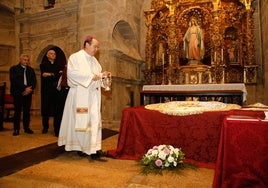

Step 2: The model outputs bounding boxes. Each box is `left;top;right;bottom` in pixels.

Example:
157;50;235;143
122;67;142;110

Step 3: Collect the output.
90;151;107;162
24;129;34;134
77;151;89;157
90;153;100;160
42;129;48;134
13;130;19;136
90;153;107;162
97;150;107;157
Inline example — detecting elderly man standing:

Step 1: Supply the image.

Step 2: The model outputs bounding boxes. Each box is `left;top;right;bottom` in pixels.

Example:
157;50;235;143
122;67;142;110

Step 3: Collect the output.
9;54;36;136
40;49;62;135
58;35;110;161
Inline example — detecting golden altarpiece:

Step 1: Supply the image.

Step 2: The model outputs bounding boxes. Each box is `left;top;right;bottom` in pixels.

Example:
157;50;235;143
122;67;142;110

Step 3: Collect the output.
143;0;257;85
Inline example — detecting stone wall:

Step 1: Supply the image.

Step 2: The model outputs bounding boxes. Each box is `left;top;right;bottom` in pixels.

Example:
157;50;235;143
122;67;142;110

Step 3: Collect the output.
0;1;15;93
245;0;263;105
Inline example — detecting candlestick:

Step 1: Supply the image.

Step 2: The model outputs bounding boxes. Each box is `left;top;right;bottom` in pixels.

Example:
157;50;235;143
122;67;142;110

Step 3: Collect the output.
162;53;165;85
169;54;171;65
221;48;223;62
211;52;213;65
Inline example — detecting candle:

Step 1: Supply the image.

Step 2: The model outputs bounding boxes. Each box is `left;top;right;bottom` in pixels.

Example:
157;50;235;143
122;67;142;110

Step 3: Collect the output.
221;48;223;62
169;54;171;65
211;52;213;64
162;53;165;65
214;52;217;62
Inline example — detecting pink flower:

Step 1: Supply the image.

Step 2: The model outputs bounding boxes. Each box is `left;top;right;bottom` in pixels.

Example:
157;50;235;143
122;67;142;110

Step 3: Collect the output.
163;148;170;155
153;146;158;150
155;159;163;167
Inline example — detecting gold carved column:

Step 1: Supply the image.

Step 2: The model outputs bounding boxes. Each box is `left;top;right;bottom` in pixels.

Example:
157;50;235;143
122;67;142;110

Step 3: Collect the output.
211;0;225;83
244;0;254;65
240;0;257;83
165;0;179;85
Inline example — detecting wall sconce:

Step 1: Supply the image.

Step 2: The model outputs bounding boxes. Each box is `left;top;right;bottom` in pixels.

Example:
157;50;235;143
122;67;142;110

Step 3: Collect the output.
44;0;56;9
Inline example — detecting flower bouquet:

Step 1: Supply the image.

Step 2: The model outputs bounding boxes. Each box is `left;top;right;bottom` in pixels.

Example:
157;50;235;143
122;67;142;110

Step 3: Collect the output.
140;144;190;175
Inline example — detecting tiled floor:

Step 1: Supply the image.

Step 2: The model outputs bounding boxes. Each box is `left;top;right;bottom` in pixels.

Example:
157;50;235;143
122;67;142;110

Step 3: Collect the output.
0;116;58;157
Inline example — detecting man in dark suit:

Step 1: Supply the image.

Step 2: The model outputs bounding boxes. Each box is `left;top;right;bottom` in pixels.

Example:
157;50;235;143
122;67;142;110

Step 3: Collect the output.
40;49;61;135
9;54;37;136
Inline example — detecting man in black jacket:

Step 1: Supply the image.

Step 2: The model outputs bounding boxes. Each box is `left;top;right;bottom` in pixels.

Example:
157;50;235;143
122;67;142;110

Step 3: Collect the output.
9;54;37;136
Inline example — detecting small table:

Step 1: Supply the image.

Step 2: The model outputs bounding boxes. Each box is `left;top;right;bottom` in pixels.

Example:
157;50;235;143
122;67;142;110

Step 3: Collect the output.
213;117;268;188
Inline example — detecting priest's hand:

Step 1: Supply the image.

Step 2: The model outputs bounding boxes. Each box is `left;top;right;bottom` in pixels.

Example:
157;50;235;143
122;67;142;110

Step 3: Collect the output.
93;74;101;81
102;71;111;77
93;71;111;81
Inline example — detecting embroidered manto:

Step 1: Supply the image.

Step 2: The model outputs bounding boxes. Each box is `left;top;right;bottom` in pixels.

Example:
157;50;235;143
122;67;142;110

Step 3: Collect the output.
75;85;90;132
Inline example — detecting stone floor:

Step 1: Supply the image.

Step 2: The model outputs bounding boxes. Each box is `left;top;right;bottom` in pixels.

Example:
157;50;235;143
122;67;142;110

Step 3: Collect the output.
0;116;214;188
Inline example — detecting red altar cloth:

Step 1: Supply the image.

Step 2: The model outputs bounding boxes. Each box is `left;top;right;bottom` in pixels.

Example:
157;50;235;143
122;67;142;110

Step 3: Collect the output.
107;106;265;164
213;117;268;188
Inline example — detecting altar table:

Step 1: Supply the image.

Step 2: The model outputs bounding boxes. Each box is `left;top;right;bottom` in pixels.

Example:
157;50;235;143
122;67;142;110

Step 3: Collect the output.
141;84;246;105
107;106;264;163
213;117;268;188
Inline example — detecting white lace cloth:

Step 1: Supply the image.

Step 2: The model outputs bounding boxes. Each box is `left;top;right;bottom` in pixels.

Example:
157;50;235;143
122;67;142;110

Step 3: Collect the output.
145;101;241;116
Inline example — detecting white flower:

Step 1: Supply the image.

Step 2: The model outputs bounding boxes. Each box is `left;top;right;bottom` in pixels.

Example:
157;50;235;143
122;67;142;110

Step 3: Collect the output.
158;145;165;150
151;150;158;156
164;161;170;167
174;148;179;156
147;149;153;154
169;145;175;150
167;156;174;163
158;151;167;160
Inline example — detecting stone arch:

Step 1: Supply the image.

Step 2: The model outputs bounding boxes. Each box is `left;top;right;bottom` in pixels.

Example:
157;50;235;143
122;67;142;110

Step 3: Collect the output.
37;45;67;70
113;20;136;45
108;12;139;43
111;20;141;59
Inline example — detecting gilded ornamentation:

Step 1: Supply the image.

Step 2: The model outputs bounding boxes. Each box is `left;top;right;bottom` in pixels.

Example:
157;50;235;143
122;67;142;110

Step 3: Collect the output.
164;0;178;16
212;0;221;11
143;0;257;85
240;0;252;10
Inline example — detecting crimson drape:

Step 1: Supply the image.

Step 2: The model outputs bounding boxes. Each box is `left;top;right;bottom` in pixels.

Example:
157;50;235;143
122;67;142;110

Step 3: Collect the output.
107;106;264;164
213;118;268;188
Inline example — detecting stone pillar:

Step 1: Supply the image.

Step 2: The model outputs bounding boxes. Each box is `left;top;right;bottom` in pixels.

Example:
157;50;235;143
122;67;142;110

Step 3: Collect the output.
144;10;156;71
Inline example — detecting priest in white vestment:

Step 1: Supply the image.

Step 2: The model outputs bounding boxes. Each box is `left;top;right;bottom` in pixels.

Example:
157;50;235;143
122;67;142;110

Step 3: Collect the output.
58;35;110;159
